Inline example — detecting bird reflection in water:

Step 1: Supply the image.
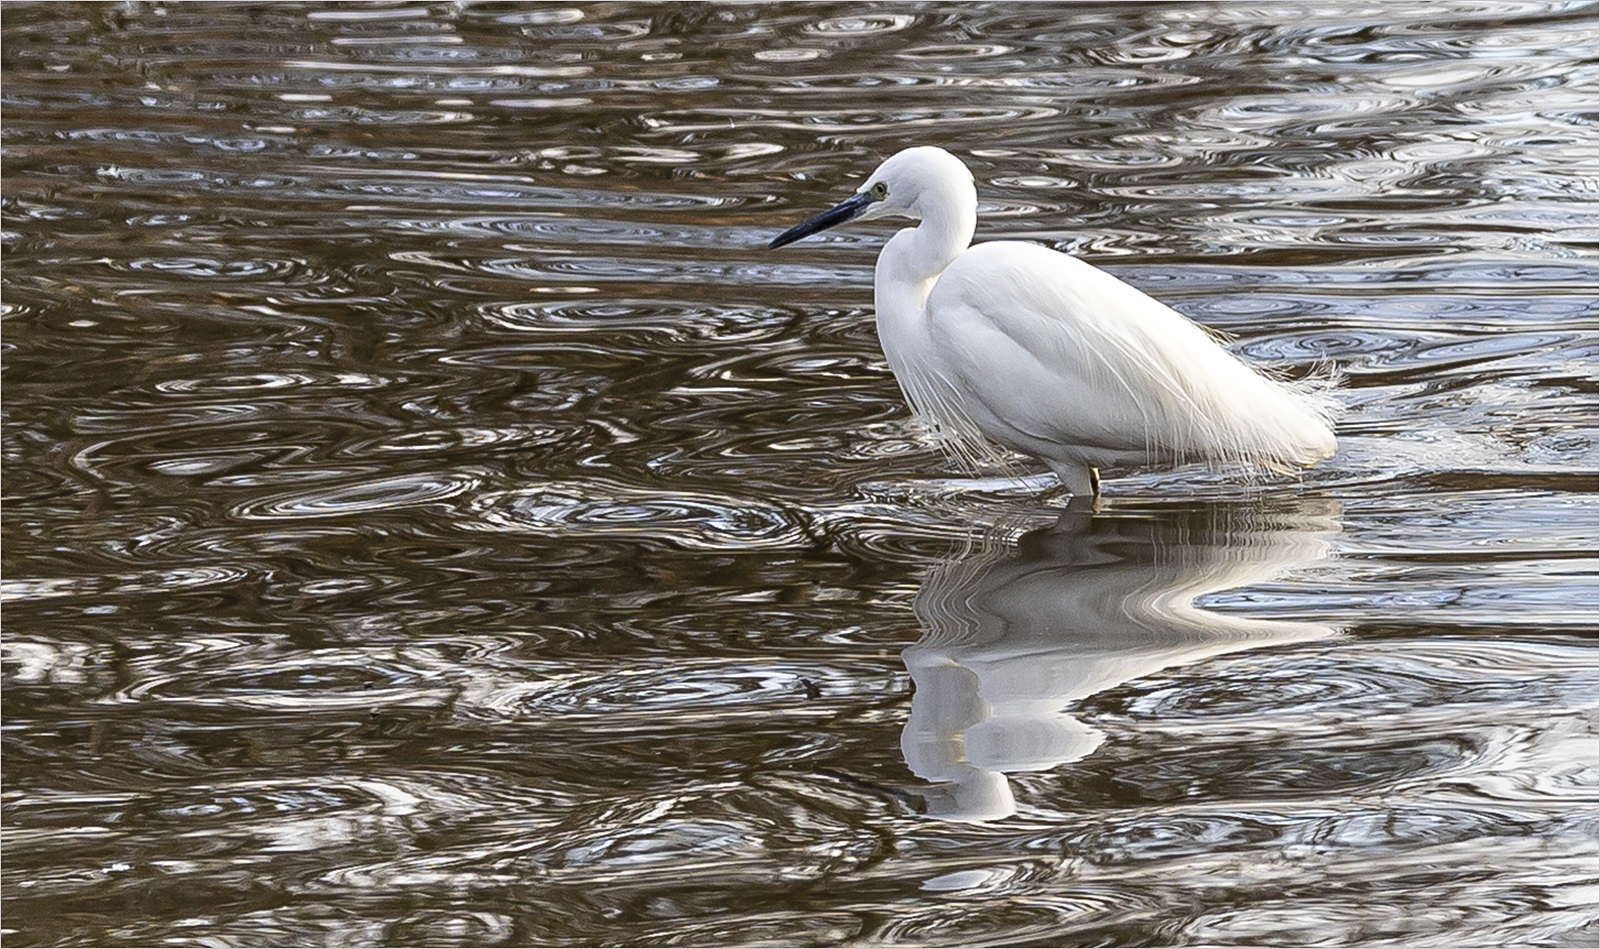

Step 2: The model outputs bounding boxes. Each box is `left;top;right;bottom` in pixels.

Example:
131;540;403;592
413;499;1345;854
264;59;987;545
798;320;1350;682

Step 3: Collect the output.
901;498;1342;821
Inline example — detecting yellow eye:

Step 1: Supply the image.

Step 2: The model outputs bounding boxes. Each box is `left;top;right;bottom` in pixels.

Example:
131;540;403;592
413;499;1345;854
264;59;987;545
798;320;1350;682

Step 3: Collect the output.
870;181;889;200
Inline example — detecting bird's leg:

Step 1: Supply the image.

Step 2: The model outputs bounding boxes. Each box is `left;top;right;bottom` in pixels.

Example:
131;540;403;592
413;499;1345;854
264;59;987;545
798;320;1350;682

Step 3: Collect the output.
1040;461;1097;502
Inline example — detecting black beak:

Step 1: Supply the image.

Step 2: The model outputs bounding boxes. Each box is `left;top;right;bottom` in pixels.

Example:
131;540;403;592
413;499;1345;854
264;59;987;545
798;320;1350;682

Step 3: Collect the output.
768;191;874;249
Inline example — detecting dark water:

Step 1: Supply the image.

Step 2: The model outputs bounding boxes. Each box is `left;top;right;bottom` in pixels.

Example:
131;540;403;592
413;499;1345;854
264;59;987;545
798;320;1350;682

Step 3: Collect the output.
3;2;1596;946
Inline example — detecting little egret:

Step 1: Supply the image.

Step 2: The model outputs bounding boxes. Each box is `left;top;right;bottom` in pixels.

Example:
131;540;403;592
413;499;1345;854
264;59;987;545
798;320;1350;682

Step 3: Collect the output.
769;146;1338;496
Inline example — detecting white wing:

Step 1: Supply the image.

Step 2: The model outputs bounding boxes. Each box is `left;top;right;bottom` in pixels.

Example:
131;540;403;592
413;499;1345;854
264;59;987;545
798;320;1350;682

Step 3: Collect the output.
921;241;1338;472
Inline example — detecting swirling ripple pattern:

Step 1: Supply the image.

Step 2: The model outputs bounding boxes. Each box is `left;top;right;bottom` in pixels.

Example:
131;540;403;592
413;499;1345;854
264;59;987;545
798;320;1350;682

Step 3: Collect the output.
3;3;1594;947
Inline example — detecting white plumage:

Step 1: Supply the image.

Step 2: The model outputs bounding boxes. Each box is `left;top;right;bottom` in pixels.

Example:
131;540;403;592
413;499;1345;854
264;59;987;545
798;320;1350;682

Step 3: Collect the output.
770;146;1338;496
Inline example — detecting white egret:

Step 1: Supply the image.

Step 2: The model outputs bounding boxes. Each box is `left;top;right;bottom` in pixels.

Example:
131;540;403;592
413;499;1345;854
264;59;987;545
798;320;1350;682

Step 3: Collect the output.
769;146;1338;496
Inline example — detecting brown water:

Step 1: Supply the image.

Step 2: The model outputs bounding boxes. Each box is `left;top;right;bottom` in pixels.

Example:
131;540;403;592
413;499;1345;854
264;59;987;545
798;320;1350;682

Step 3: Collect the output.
3;3;1596;946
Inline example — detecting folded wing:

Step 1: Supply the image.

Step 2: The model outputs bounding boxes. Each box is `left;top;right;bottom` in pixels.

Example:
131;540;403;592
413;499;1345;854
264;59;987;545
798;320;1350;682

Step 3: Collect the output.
921;241;1338;474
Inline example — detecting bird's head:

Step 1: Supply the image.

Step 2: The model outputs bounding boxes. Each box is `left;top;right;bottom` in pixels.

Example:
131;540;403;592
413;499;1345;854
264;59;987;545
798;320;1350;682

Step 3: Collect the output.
769;146;974;249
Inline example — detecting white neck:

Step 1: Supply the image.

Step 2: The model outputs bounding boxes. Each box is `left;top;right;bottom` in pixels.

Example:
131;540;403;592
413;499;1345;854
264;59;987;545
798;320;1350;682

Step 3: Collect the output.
905;182;977;285
873;180;977;338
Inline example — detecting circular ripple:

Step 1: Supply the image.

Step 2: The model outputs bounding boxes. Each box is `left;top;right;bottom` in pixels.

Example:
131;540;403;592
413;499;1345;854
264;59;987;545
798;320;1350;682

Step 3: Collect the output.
479;299;789;347
339;425;568;458
142;782;382;825
108;653;456;712
387;911;514;946
1178;294;1325;325
153;371;391;394
124;256;302;280
623;913;862;948
1126;661;1384;721
1;564;257;603
1233;328;1421;362
804;13;915;35
463;658;884;722
873;890;1164;945
233;471;482;520
466;482;810;551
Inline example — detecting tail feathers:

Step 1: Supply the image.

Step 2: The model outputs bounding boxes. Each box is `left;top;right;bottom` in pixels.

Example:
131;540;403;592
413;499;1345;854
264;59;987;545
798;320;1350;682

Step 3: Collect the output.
1216;368;1341;473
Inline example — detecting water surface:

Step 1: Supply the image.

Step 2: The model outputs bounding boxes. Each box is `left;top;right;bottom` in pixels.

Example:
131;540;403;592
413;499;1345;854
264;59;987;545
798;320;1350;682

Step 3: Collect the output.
3;3;1596;947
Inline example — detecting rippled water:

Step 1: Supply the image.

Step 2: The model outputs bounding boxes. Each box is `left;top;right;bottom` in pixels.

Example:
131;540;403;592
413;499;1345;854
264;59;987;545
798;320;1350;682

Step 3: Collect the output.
3;2;1596;946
